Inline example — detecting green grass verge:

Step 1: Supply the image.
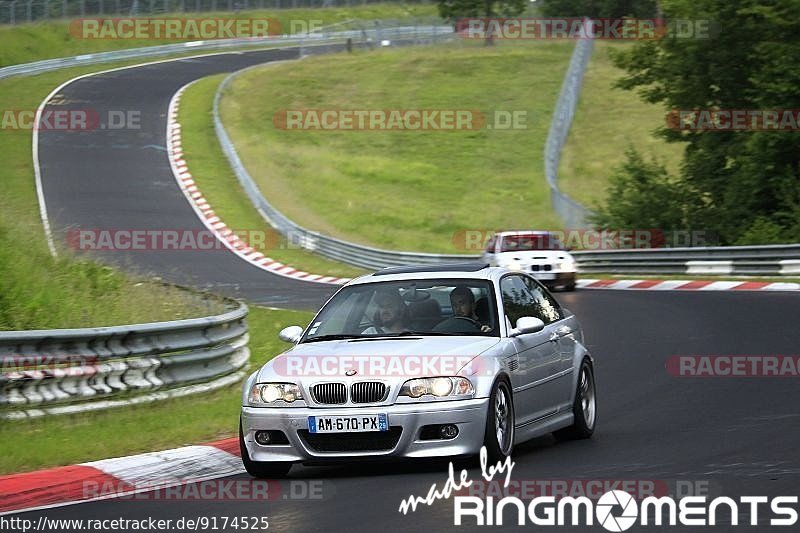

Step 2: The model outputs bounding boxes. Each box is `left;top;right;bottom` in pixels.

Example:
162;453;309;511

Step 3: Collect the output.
0;305;313;475
178;74;367;279
220;40;575;253
0;4;437;67
0;58;257;329
0;4;437;327
558;41;684;208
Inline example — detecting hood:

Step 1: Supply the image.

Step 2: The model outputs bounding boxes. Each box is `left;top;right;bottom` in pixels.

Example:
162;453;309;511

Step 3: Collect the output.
257;336;501;383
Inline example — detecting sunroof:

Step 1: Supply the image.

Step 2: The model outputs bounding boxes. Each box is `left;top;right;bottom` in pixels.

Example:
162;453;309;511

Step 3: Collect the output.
372;262;490;276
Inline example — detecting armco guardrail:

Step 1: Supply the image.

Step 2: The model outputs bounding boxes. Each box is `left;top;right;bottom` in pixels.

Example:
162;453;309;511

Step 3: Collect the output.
0;0;434;26
0;300;249;419
214;21;600;269
212;23;482;270
10;18;796;275
572;245;800;275
543;17;593;228
0;18;445;81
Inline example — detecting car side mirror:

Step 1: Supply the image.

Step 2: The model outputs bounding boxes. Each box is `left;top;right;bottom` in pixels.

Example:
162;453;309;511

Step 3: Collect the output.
509;316;545;337
278;325;304;343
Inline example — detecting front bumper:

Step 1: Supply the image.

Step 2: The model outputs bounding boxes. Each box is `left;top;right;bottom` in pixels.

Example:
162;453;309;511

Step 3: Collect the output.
534;271;576;285
241;397;489;463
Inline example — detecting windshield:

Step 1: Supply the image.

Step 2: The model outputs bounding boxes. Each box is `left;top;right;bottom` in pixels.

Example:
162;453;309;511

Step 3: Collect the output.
500;233;565;252
301;279;499;342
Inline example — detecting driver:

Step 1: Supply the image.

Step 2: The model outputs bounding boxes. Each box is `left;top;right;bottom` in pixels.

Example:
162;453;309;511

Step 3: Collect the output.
363;289;410;335
450;287;491;333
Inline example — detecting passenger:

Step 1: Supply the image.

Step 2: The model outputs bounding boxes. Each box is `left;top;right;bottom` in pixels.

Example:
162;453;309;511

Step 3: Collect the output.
450;287;491;333
363;289;410;334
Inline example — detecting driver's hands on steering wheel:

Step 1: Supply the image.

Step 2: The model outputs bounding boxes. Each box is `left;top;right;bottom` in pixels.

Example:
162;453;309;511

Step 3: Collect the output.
453;316;491;333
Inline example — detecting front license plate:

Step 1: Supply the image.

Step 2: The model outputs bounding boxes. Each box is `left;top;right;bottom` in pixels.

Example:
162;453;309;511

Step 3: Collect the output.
308;414;388;433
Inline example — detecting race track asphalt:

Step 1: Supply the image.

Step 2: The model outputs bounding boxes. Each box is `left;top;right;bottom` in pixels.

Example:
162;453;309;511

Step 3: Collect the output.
28;46;800;532
37;46;341;310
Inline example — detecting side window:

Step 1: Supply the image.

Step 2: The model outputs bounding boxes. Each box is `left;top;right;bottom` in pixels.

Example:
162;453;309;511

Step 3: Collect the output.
522;276;562;324
500;275;539;326
485;235;496;254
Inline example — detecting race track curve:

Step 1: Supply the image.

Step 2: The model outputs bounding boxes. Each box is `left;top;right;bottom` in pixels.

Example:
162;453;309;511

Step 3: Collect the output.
37;46;340;310
30;46;800;532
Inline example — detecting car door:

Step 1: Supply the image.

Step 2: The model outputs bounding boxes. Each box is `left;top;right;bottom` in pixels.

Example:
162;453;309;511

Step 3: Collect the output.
499;274;563;425
522;275;575;410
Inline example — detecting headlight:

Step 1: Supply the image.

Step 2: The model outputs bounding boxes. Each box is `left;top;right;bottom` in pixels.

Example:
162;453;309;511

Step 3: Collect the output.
399;377;474;399
559;261;576;271
249;383;303;405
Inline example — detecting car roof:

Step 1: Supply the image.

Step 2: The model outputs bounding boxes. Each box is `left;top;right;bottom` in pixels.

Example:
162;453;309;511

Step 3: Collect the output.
346;263;509;286
495;230;556;237
372;262;489;276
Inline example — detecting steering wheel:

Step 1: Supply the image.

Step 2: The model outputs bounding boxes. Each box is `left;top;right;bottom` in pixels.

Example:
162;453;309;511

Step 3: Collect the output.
451;316;483;329
432;316;483;333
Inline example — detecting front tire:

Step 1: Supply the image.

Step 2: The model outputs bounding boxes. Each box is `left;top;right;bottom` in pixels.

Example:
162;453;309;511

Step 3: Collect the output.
554;359;596;441
483;378;515;464
239;420;292;478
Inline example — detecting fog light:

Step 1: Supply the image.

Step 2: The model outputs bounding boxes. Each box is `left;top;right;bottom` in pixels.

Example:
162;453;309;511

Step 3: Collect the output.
440;424;459;439
254;431;271;445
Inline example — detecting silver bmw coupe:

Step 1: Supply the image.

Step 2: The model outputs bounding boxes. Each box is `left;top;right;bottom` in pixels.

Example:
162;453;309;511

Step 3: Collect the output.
240;263;596;477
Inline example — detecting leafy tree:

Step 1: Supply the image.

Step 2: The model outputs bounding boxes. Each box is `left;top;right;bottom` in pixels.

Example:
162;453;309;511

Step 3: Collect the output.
539;0;658;18
588;149;706;245
438;0;528;22
438;0;528;44
595;0;800;244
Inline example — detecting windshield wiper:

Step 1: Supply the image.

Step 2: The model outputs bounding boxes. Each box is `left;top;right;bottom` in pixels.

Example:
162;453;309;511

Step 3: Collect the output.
349;332;422;341
421;331;493;336
301;334;367;343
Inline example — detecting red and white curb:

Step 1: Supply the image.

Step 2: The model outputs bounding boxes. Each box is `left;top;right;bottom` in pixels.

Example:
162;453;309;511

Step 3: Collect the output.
0;437;240;515
167;83;350;286
577;278;800;291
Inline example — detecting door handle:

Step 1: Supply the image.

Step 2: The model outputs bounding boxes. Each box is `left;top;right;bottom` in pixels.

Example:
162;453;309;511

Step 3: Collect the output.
549;332;559;342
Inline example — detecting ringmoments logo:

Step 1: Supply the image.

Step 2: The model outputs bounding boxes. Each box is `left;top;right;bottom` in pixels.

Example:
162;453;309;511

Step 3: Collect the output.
453;491;799;528
397;449;798;529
